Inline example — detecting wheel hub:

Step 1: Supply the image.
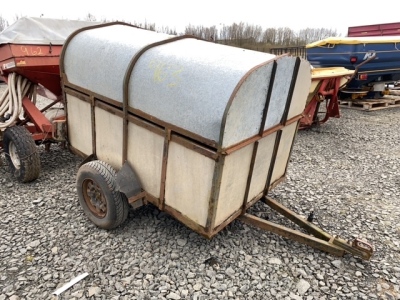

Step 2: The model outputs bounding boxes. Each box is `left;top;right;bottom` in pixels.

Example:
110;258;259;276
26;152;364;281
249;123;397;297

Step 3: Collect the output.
83;179;107;218
8;141;21;170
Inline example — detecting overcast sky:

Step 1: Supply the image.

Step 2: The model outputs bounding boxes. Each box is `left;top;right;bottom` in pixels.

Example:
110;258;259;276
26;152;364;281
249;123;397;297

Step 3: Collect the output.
2;0;400;36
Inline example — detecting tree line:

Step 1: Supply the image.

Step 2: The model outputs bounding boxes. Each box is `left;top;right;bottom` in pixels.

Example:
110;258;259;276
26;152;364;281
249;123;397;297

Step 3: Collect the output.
183;23;338;52
0;14;338;52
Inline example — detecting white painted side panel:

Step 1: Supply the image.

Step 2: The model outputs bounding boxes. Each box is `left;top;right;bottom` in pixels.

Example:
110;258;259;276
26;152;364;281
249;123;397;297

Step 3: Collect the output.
126;123;164;198
215;143;253;226
287;60;312;120
165;142;215;227
270;122;298;185
95;107;123;170
66;95;92;156
247;132;277;202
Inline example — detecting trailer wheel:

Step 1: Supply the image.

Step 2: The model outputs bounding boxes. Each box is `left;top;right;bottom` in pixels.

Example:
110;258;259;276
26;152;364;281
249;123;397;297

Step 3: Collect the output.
76;160;129;229
3;126;41;183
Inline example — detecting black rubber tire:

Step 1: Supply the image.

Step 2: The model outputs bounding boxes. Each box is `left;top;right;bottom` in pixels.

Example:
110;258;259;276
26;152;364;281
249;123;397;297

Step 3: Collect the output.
121;193;130;223
3;126;41;183
76;160;129;229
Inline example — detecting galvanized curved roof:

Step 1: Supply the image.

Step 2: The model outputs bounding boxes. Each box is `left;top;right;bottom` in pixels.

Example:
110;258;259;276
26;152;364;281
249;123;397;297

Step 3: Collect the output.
62;23;310;149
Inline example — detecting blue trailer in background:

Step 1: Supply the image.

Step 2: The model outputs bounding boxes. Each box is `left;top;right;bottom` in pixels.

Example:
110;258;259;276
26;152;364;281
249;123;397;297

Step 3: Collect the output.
306;36;400;99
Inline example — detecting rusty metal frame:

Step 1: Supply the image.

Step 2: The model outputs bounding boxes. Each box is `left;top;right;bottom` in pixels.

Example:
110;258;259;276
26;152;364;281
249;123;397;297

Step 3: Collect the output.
158;129;171;210
64;81;123;109
240;212;345;257
299;77;342;130
210;208;243;238
239;196;373;260
127;107;218;149
68;144;90;159
90;95;96;156
21;97;53;133
63;87;90;103
126;114;164;136
19;97;63;127
163;203;209;238
222;123;280;155
264;130;282;194
144;193;160;209
170;134;218;160
95;101;124;118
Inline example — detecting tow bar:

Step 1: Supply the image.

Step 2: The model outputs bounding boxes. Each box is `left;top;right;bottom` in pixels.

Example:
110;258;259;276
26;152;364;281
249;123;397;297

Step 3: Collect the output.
239;196;374;260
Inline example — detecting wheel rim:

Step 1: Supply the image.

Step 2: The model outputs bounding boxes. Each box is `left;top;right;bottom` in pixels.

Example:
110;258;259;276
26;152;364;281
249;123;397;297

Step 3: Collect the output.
9;141;21;170
82;179;107;218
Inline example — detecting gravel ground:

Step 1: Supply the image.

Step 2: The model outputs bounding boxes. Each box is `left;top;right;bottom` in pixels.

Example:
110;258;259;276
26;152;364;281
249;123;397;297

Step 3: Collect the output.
0;84;400;300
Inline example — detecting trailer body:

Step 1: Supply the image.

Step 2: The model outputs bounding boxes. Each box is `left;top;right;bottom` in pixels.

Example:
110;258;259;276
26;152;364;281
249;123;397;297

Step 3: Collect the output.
61;23;311;238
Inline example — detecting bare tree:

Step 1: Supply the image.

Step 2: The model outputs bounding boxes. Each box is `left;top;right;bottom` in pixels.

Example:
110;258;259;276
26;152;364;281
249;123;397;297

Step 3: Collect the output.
158;26;177;35
0;15;9;32
297;27;338;44
184;24;206;38
262;28;277;44
282;27;295;46
230;22;245;45
219;24;231;44
243;24;263;42
275;27;285;45
84;13;97;22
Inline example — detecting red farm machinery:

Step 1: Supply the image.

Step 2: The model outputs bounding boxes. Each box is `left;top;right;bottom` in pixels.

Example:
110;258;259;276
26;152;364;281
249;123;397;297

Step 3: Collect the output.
0;17;97;182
